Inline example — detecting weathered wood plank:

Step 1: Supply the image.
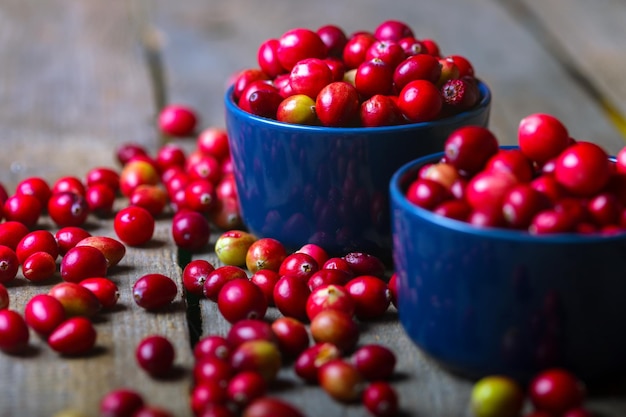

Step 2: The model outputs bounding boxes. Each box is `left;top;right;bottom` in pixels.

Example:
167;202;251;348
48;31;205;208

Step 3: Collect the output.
0;1;194;416
518;0;626;127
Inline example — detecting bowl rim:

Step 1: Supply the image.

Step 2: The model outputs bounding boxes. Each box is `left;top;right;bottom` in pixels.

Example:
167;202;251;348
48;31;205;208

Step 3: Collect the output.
224;80;492;133
389;151;626;244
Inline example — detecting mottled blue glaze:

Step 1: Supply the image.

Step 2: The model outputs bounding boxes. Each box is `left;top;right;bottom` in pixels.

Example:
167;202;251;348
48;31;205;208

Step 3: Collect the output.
390;153;626;382
225;82;491;262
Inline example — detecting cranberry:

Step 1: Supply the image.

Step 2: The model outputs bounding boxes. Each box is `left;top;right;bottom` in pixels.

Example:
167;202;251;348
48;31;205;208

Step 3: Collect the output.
234;68;272;100
355;58;394;98
310;309;359;353
273;274;311;321
171;210;211;252
502;184;551;229
374;20;414;42
343;252;386;278
203;265;248;301
276;94;317;124
465;171;518;215
133;274;178;310
277;28;327;71
318;359;364;403
119;159;160;198
3;194;42;228
60;245;108;283
322;257;355;278
155;143;186;173
518;113;570;164
317;25;348;58
471;375;524;417
130;185;168;217
48;282;101;318
227;371;267;408
197;127;230;161
554;141;611;197
194;355;233;386
99;388;145;417
80;277;119;309
16;229;59;264
226;319;276;348
116;143;149;166
306;284;355;321
194;335;231;362
345;276;390;320
245;238;287;274
444;126;499;175
288;57;333;99
441;77;479;112
307;269;351;291
24;294;66;336
0;309;29;353
360;94;402;127
15;176;52;207
55;226;92;256
249;269;280;306
48;316;96;355
485;148;535;183
217;279;268;323
278;252;319;281
136;335;175;377
0;221;29;251
406;178;452;209
294;342;341;383
0;245;19;284
393;54;442;90
342;33;376;70
587;192;621;226
132;406;174;417
365;40;406;68
182;259;216;297
47;191;89;227
362;382;399;417
22;251;57;282
387;273;398;308
396;79;442;123
242;397;305;417
352;344;396;381
190;381;228;415
184;179;216;213
158;104;198;137
230;339;282;382
315;81;360;127
529;368;586;415
86;183;116;216
114;206;155;246
86;167;120;192
270;316;310;358
75;235;126;268
214;230;256;267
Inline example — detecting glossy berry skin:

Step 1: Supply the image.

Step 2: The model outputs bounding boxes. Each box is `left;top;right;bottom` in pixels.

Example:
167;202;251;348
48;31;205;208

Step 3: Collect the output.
310;309;359;353
3;194;42;228
194;335;231;362
80;278;119;309
197;127;231;161
272;274;311;322
0;221;29;251
203;265;249;302
136;335;175;378
75;235;126;268
315;81;360;127
471;375;524;417
242;397;305;417
85;166;120;192
288;57;333;99
250;269;280;306
0;245;19;284
529;368;586;415
99;388;145;417
182;259;216;297
318;359;364;403
86;183;116;216
24;294;66;336
48;282;101;318
393;54;442;90
227;371;267;408
352;344;396;381
277;28;327;71
518;113;570;164
55;226;91;256
0;309;29;353
22;251;57;282
360;94;402;127
47;192;90;227
217;279;268;324
133;274;178;310
305;284;355;321
132;406;174;417
554;141;611;197
114;206;155;246
396;79;442;123
48;316;96;355
342;33;376;70
16;230;59;265
355;58;394;98
362;381;399;417
60;245;108;283
227;319;277;348
158;104;198;137
444;126;499;175
15;176;52;207
171;210;211;252
245;238;287;274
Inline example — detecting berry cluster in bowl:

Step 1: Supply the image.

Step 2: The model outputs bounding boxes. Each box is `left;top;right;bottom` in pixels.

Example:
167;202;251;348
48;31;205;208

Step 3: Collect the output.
404;113;626;234
231;20;482;127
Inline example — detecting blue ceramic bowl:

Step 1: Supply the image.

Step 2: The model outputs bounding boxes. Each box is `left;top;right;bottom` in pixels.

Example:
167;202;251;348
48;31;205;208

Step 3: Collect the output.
224;81;491;262
390;152;626;382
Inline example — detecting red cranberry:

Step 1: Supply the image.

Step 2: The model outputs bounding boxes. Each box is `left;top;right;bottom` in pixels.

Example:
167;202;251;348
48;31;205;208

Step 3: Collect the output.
22;251;57;282
518;113;570;164
529;368;586;415
132;274;178;310
4;194;42;228
55;226;92;256
242;397;305;417
47;191;89;227
318;359;365;403
444;126;499;175
227;371;267;408
249;269;280;306
310;309;359;353
171;210;211;252
374;20;414;42
80;278;119;309
194;335;231;362
86;167;120;192
307;269;352;291
15;176;52;207
396;79;442;123
75;235;126;268
270;316;310;358
158;104;198;137
362;381;399;417
294;342;341;383
245;238;287;274
16;229;59;264
343;252;386;279
277;28;327;71
230;339;282;382
352;344;396;381
0;245;19;284
554;141;611;197
315;81;360;127
306;284;355;321
190;381;228;415
345;275;390;320
226;319;276;348
99;388;145;417
0;283;8;310
24;294;66;336
203;265;248;302
48;282;101;318
60;245;108;283
278;252;319;281
182;259;216;297
272;274;311;322
0;309;29;353
48;316;96;355
114;206;155;246
217;279;268;323
136;335;175;377
0;221;29;251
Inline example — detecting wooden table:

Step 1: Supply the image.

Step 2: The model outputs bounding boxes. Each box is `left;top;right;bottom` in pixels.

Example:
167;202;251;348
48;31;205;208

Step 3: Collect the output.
1;0;625;416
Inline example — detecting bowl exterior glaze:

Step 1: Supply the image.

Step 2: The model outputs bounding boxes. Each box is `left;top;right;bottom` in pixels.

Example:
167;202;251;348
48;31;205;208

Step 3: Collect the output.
225;82;491;261
390;153;626;381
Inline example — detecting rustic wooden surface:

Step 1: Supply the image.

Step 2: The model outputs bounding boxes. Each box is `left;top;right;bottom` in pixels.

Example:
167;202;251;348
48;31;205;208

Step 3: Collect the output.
1;0;625;416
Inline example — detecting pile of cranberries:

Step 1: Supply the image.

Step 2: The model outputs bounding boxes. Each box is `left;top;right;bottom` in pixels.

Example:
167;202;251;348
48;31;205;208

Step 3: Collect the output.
232;20;481;127
405;113;626;235
180;232;401;417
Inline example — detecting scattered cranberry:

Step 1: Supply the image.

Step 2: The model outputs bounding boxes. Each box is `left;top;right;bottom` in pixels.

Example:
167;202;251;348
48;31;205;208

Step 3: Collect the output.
362;381;399;417
22;251;57;282
60;245;108;283
0;283;8;310
132;274;178;311
3;194;42;228
114;206;155;246
24;294;66;336
272;274;311;321
227;371;267;408
75;235;126;268
203;265;248;302
245;238;287;274
99;388;145;417
171;209;211;251
0;245;19;284
318;359;364;403
242;397;305;417
270;316;310;358
183;259;216;297
79;277;120;309
0;309;29;353
194;335;231;362
47;191;90;227
529;368;586;415
136;335;176;378
518;113;570;164
0;221;29;251
158;104;198;137
48;282;102;318
309;309;359;353
217;279;268;323
48;316;97;355
55;226;92;256
230;339;282;382
352;344;396;381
